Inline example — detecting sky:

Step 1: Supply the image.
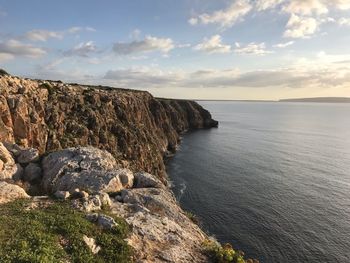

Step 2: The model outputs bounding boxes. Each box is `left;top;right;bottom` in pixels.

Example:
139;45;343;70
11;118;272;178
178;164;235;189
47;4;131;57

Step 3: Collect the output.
1;0;350;100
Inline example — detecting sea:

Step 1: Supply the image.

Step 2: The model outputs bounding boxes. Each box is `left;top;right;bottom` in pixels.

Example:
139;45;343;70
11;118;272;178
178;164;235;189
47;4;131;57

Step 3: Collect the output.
166;101;350;263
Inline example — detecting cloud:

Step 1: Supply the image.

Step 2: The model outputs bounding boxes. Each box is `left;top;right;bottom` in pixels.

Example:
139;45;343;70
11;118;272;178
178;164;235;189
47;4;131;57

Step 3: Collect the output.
25;27;96;42
63;41;97;57
234;42;272;55
284;14;318;38
25;30;64;42
283;0;328;15
104;68;181;87
101;61;350;90
338;17;350;26
194;35;231;54
189;0;252;29
255;0;285;11
273;41;295;48
333;0;350;10
0;53;13;62
113;36;174;55
0;39;46;58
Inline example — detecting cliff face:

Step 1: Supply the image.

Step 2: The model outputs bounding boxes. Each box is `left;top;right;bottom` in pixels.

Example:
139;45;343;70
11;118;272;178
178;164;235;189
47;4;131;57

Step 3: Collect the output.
0;74;217;180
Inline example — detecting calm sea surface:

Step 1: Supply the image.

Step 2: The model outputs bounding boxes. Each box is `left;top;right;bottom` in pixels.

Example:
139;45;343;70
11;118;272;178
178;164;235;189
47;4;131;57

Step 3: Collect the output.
166;101;350;263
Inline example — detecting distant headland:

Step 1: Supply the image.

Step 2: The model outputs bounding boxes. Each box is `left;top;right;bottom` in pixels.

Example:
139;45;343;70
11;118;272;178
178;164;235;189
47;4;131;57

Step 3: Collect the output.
279;97;350;103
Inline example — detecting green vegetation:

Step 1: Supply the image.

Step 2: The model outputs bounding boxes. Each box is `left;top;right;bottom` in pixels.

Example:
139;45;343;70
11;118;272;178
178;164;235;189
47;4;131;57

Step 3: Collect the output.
0;200;132;263
0;69;9;76
185;211;200;225
203;239;259;263
39;82;54;96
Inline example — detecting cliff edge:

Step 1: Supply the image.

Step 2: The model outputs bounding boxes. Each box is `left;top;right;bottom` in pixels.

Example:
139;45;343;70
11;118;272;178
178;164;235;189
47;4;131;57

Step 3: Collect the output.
0;73;217;181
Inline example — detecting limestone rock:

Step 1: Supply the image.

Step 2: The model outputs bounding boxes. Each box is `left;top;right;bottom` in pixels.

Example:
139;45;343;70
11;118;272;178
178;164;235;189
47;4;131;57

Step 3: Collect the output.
54;191;70;200
17;148;40;164
111;187;208;262
24;163;42;182
72;195;102;212
97;214;118;230
83;235;101;254
0;142;18;180
134;172;164;189
70;188;89;199
0;181;30;204
41;147;134;193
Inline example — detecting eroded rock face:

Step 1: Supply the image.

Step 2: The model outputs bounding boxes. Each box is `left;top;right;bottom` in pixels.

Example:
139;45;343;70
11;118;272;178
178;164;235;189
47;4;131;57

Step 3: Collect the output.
0;142;17;180
0;74;217;179
0;181;30;204
112;180;208;262
41;147;134;193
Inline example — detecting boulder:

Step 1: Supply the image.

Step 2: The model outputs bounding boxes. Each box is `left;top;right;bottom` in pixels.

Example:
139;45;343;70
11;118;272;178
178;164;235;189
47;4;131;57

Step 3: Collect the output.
17;148;40;164
24;163;42;182
97;214;118;230
54;191;70;200
70;188;89;199
0;142;18;180
72;195;102;212
3;143;22;157
41;147;134;193
134;171;164;188
83;235;101;254
12;164;24;181
72;193;111;212
0;181;30;204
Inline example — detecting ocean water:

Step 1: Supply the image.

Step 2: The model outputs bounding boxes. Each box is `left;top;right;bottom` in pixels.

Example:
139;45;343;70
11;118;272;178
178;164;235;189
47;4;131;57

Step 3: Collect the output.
166;101;350;263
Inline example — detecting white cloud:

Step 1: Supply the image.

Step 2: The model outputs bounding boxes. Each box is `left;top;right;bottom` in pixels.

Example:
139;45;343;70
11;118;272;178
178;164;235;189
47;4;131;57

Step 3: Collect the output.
255;0;285;11
113;36;174;55
104;67;182;87
25;27;96;42
338;17;350;26
189;0;252;29
101;60;350;90
194;35;231;54
63;41;97;57
273;41;295;48
284;14;318;38
333;0;350;10
283;0;328;15
0;39;46;58
25;30;64;42
234;42;272;55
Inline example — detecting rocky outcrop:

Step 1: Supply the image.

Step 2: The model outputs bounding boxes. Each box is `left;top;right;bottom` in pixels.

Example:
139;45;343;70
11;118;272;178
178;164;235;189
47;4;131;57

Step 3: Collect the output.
0;181;30;204
41;147;134;193
0;74;217;179
114;186;208;262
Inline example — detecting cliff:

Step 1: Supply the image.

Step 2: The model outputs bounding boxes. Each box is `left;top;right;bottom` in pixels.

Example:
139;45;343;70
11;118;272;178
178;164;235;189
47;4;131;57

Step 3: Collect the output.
0;73;217;181
0;72;219;262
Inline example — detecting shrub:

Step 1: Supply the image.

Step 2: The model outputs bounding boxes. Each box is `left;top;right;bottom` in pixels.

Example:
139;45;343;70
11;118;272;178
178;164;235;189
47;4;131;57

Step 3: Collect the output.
202;238;259;263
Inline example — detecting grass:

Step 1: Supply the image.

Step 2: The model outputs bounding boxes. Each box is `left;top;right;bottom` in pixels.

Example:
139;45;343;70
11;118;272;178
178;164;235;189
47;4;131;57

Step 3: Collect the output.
184;211;200;225
0;199;132;263
203;239;259;263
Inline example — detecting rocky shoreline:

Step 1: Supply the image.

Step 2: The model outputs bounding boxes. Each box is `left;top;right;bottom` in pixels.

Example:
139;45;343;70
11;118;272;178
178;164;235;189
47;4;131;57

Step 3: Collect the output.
0;71;258;262
0;71;220;262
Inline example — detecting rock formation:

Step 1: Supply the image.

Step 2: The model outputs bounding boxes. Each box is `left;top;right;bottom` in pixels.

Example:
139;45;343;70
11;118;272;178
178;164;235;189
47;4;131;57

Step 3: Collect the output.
0;73;217;180
0;72;220;262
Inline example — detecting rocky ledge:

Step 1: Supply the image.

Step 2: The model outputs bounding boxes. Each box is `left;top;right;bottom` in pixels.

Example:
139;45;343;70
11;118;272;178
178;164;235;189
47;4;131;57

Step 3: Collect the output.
0;143;208;262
